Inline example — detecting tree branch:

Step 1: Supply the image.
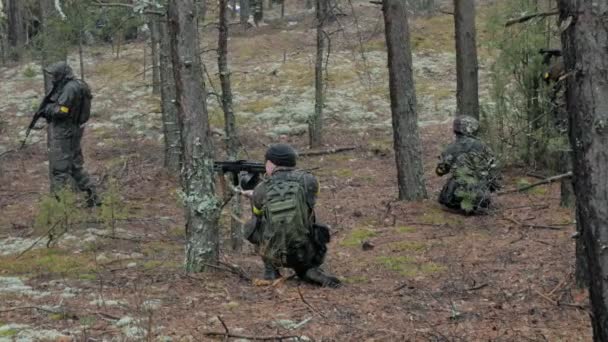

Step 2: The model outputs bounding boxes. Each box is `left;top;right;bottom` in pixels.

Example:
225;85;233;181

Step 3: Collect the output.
505;11;559;27
497;172;572;195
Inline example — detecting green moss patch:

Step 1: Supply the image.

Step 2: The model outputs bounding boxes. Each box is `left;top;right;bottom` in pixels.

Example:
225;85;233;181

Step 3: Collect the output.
376;255;445;277
0;248;95;279
340;228;377;247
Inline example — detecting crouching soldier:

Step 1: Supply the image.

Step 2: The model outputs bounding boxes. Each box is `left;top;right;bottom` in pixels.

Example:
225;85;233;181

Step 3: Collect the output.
244;144;341;288
436;116;501;214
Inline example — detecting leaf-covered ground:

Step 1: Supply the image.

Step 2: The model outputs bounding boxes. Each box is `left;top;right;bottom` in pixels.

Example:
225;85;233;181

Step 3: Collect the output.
0;1;590;341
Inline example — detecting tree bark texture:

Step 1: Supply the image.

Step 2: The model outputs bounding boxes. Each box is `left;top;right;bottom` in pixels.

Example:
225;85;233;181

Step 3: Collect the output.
149;16;161;95
309;0;327;148
558;0;608;339
382;0;428;201
6;0;26;49
454;0;479;119
240;0;250;28
159;17;181;172
219;0;243;251
168;0;220;272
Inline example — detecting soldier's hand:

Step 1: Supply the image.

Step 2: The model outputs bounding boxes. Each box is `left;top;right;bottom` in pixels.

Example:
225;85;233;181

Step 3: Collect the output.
241;190;254;198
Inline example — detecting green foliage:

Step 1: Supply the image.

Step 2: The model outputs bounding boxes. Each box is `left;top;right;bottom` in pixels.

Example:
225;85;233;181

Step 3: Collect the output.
0;328;18;338
482;0;561;167
34;188;86;240
99;179;129;236
23;66;37;78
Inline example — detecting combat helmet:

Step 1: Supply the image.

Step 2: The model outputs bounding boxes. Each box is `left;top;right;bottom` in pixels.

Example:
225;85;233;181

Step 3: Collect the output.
43;61;75;86
453;116;479;136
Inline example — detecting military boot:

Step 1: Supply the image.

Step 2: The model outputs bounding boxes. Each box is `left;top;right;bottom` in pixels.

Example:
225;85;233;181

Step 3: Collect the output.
302;267;341;288
263;262;281;280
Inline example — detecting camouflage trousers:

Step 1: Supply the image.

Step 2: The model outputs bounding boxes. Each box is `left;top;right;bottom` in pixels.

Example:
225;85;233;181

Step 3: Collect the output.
48;123;96;196
438;178;491;214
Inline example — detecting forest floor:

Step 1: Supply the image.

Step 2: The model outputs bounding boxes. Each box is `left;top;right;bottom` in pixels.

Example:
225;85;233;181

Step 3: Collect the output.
0;1;591;341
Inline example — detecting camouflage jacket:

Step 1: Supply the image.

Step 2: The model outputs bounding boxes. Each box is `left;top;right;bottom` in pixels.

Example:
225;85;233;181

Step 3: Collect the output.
252;167;319;217
436;135;501;191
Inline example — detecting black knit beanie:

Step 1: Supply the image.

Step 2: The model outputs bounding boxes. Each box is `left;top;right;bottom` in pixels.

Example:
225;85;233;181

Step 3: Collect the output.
265;143;297;167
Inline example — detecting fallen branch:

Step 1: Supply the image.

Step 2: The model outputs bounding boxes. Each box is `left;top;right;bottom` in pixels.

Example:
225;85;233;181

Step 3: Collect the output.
16;221;60;259
505;10;559;27
497;172;572;196
299;146;356;157
502;216;564;231
91;232;145;243
465;283;488;291
203;262;252;281
297;286;326;318
204;331;300;341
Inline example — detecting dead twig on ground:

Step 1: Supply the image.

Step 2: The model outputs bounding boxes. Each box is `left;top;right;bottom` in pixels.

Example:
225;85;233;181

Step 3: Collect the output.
465;283;488;291
297;286;326;318
203;262;252;282
299;146;356;157
498;172;572;195
91;232;146;243
502;216;564;231
16;221;60;259
206;315;300;341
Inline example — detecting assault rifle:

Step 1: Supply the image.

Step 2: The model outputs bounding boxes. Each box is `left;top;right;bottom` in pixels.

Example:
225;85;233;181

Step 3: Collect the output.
214;160;266;191
20;87;56;149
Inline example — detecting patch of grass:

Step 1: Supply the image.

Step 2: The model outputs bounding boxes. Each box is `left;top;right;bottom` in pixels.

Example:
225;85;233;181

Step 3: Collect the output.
340;228;377;247
396;226;416;233
376;256;417;277
361;39;386;52
239;97;276;114
416;79;454;101
334;168;353;178
0;248;94;278
23;65;37;78
376;255;445;277
80;316;97;326
279;62;314;88
94;59;141;82
0;328;18;337
411;14;455;53
389;241;426;252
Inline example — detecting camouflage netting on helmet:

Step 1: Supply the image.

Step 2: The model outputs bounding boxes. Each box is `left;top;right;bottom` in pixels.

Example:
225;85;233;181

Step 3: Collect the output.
453;116;479;136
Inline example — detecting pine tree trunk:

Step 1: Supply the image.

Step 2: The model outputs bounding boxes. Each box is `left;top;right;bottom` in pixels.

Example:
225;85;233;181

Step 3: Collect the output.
453;0;479;119
6;0;26;54
309;0;327;149
558;0;608;339
149;16;161;95
159;17;181;172
219;0;242;252
382;0;428;201
168;0;220;272
240;0;250;29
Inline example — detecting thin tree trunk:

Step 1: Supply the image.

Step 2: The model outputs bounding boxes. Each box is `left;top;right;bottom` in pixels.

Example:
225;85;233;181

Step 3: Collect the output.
218;0;242;252
454;0;479;119
240;0;250;29
558;0;608;339
309;0;327;148
149;16;161;95
168;0;220;272
78;29;85;81
6;0;26;55
382;0;428;201
159;17;181;172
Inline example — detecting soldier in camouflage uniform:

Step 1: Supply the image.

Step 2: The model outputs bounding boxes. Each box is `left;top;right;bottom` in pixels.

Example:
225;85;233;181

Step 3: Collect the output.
245;144;341;288
436;116;500;214
41;62;100;207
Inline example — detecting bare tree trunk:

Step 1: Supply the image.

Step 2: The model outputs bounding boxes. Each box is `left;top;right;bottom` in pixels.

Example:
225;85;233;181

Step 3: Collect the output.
149;16;161;95
159;17;181;172
306;0;314;10
240;0;250;29
382;0;428;201
6;0;26;55
309;0;327;149
168;0;220;272
219;0;242;252
454;0;479;119
78;29;85;81
558;0;608;339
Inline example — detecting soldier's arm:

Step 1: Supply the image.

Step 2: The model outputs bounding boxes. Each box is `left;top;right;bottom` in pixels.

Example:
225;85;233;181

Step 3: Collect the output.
436;153;453;176
251;182;266;217
304;173;320;207
45;83;79;121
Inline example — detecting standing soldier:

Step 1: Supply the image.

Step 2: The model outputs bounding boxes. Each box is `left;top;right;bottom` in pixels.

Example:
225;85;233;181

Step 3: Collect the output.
244;144;341;288
250;0;264;26
41;61;100;207
436;116;500;214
